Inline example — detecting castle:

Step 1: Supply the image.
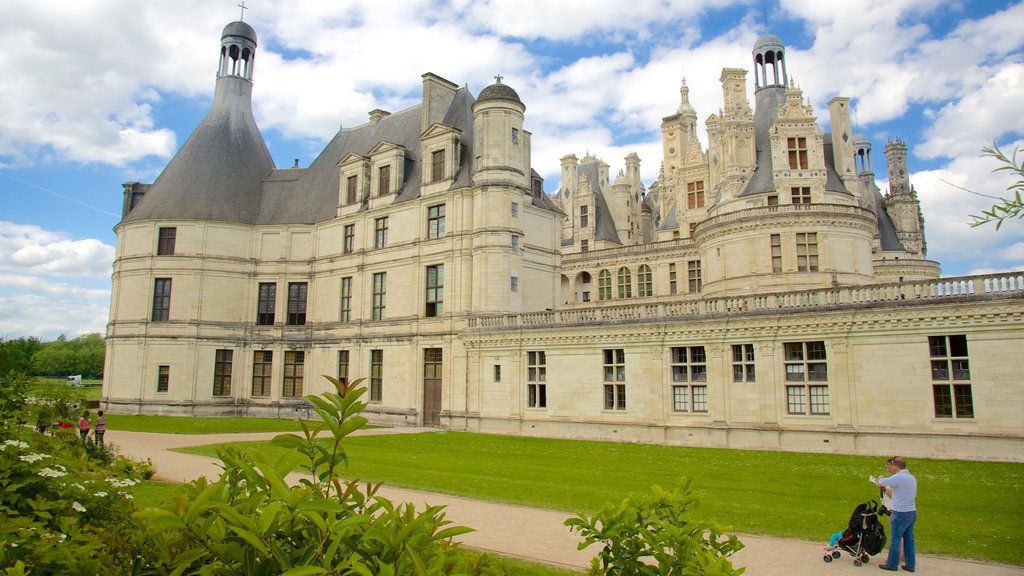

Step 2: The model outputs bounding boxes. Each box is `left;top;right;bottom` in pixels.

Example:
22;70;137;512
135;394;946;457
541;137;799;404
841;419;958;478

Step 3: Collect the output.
102;21;1024;461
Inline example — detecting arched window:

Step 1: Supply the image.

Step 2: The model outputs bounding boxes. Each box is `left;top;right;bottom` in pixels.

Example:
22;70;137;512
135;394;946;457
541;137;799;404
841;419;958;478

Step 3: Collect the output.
637;265;653;297
617;267;632;299
598;270;612;301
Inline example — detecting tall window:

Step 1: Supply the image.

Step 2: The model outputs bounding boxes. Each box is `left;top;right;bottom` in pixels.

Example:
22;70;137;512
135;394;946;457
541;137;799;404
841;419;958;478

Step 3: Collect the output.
213;349;232;396
431;149;446;182
732;344;756;382
370;349;383;402
770;234;782;273
637;264;653;297
340;277;352;322
670;346;707;413
511;202;519;218
374;217;388;249
687;181;705;209
494;365;502;382
152;278;172;321
283;351;304;398
784;341;829;415
603;349;626;410
598;270;612;301
157;365;169;393
378;164;391;196
617;267;632;299
337;350;350;385
510;276;519;292
930;335;973;418
343;224;355;254
287;282;307;326
669;263;677;295
580;239;589;254
346;175;358;204
796;232;818;272
372;272;387;320
257;282;276;325
511;127;519;143
580;205;589;228
787;137;808;169
689;222;698;238
528;351;546;408
425;264;443;317
511;235;520;250
252;351;272;396
427;204;445;239
791;186;811;204
157;227;176;255
687;260;702;293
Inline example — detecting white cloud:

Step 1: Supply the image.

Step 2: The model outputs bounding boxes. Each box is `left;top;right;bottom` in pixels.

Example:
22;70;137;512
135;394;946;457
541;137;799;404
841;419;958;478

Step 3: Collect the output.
0;222;114;278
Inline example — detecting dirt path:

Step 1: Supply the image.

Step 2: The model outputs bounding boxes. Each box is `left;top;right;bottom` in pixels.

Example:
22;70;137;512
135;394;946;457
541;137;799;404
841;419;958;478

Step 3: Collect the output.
110;429;1023;576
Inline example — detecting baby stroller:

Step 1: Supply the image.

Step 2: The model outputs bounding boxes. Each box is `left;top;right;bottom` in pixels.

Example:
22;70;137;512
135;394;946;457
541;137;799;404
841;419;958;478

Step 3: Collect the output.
823;499;887;566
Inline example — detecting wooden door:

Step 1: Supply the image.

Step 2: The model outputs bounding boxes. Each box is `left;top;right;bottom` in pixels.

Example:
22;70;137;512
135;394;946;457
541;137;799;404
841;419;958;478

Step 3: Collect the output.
422;348;442;426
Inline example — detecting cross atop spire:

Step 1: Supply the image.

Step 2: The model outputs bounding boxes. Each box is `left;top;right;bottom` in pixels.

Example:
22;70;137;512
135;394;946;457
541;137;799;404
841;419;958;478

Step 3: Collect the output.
494;74;503;84
238;1;248;21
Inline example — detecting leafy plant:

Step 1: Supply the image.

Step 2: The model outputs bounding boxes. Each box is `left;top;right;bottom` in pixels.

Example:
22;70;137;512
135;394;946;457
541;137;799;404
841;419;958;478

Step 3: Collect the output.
969;142;1024;230
566;478;744;576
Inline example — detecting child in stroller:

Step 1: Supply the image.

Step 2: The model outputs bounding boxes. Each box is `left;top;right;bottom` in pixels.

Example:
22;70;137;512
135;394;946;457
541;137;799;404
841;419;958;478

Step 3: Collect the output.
823;499;887;566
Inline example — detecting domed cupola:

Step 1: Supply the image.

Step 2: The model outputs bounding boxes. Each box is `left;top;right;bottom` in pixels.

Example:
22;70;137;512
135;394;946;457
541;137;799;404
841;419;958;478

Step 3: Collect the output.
472;75;528;186
475;75;524;108
219;21;257;80
752;33;787;91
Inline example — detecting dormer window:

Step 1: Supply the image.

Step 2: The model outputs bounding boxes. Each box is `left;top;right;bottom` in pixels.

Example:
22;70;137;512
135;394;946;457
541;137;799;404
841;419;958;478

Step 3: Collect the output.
368;142;405;198
378;165;391;196
338;153;370;210
788;137;808;170
420;125;461;190
431;149;446;183
346;176;358;205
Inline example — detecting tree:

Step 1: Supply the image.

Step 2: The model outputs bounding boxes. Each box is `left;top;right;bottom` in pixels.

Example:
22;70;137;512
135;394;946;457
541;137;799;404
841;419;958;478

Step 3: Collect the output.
969;143;1024;230
29;333;105;379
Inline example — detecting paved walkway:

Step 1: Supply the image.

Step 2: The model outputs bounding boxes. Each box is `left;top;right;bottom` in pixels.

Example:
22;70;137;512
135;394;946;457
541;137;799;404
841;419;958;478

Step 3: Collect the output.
110;429;1023;576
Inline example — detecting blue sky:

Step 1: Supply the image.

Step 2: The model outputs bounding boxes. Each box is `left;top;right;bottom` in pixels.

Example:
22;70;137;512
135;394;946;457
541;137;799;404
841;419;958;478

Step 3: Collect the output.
1;0;1022;340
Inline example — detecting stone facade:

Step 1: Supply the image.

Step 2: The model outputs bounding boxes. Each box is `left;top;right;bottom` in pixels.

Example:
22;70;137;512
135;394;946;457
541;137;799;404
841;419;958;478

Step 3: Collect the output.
103;21;1024;462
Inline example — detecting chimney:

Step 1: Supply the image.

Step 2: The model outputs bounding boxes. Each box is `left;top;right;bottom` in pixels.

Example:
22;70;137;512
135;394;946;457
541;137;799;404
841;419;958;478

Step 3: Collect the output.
369;109;390;125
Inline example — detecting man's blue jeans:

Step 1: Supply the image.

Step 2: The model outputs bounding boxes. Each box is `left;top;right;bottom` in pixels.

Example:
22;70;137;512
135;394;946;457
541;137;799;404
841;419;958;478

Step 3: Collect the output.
887;510;917;570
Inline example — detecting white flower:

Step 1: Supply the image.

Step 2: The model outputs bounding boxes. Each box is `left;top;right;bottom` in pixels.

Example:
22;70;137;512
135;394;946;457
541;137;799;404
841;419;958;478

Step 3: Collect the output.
3;440;29;449
38;467;67;478
19;453;47;463
93;491;108;497
119;492;134;500
73;483;85;490
71;501;86;513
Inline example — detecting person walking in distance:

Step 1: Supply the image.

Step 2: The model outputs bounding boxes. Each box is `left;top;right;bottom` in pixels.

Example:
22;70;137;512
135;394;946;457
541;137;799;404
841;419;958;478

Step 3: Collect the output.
93;410;106;446
79;411;91;442
875;456;917;572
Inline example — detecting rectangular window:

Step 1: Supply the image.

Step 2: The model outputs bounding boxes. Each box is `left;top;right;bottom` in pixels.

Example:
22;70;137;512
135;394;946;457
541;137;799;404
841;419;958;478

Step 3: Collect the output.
796;232;818;272
791;186;811;204
767;195;779;207
343;224;355;254
346;175;358;204
670;346;707;413
427;204;445;239
157;365;169;393
580;205;589;228
689;222;698;238
283;351;304;398
157;227;176;255
425;264;443;317
580;239;589;254
370;349;383;402
494;364;501;382
152;278;172;321
374;217;388;249
372;272;387;320
637;265;653;297
770;234;782;273
337;350;349;385
788;137;808;169
603;349;626;410
510;276;519;293
687;181;705;209
287;282;307;326
669;263;677;295
378;164;391;196
511;235;520;250
431;149;446;182
257;282;276;325
213;349;232;396
252;351;272;396
511;127;519;143
672;384;708;413
732;344;756;382
687;260;702;293
784;341;829;414
511;202;519;218
340;277;352;323
929;335;973;418
528;351;547;408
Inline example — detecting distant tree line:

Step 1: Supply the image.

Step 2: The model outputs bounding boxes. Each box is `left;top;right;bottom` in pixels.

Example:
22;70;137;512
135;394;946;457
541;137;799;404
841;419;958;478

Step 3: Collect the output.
0;333;104;379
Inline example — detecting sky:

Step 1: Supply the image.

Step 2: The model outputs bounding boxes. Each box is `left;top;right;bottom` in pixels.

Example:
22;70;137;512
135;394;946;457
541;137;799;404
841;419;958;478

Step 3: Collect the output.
1;0;1022;340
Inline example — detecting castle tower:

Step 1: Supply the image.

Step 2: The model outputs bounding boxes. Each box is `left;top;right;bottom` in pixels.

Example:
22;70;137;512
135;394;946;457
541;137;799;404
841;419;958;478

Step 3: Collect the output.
883;138;926;255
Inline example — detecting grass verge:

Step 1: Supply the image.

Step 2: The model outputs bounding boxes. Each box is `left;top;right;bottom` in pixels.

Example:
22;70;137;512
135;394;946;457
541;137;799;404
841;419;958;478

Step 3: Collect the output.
105;414;309;434
177;431;1024;565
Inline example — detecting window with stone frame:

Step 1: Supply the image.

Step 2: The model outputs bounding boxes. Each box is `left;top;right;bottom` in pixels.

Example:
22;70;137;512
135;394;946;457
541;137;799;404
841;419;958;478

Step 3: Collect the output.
340;277;352;322
784;341;829;415
510;276;519;293
337;350;349;385
374;217;388;249
370;349;383;402
689;222;698;238
346;175;358;204
930;335;973;418
791;186;811;204
371;272;386;321
378;164;391;196
252;351;272;396
687;260;702;293
670;346;707;412
796;232;818;272
528;351;547;408
425;264;443;317
157;227;176;255
787;137;808;169
427;204;445;239
287;282;307;326
343;224;355;254
669;263;677;294
283;351;304;398
580;205;589;228
598;269;612;301
157;365;170;393
494;364;501;382
213;349;232;396
617;267;632;299
257;282;276;325
770;234;783;273
687;181;705;209
637;264;653;297
580;239;589;254
431;149;446;182
152;278;172;322
603;348;626;410
511;202;519;218
732;344;756;382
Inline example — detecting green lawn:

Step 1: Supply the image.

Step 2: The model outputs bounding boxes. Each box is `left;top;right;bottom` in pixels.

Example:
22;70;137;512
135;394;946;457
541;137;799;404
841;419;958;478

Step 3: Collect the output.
178;431;1024;565
105;414;310;434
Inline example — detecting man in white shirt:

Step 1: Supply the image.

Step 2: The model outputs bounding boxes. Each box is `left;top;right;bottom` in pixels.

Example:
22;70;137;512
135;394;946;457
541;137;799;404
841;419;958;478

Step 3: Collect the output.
875;456;917;572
